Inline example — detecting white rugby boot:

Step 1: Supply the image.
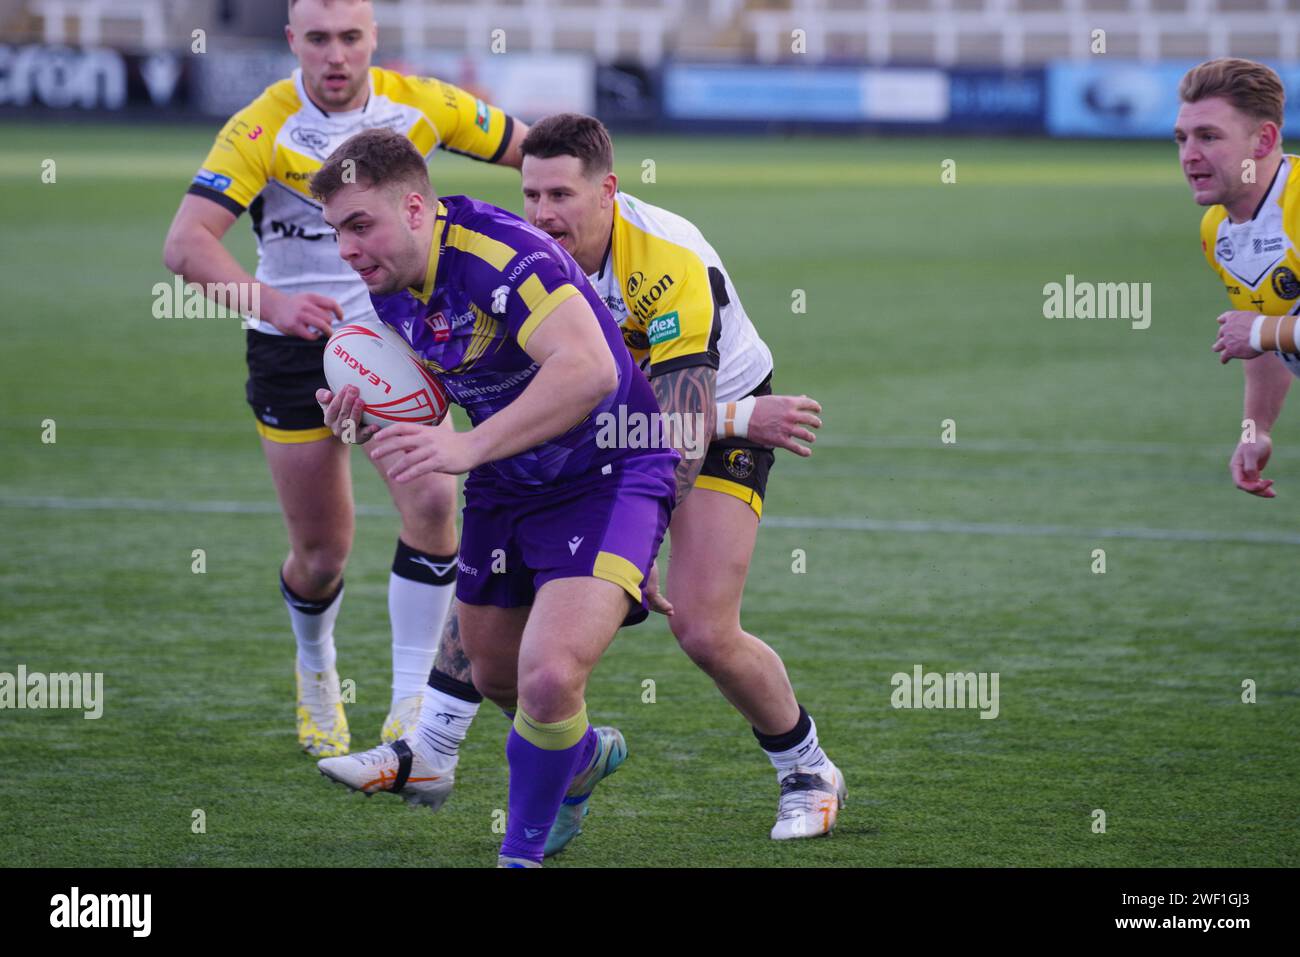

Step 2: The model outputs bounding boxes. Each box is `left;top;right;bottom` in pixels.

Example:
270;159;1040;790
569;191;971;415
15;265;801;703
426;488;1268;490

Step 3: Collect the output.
770;762;846;840
317;738;455;812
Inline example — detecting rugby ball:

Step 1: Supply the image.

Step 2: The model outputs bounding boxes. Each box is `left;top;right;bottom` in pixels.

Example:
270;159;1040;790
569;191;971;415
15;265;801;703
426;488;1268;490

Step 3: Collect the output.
323;321;450;428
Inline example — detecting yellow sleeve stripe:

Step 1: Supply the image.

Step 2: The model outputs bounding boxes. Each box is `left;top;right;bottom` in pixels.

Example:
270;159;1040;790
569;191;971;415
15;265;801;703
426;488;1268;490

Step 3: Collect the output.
516;282;580;350
518;274;549;311
446;224;515;271
593;551;644;604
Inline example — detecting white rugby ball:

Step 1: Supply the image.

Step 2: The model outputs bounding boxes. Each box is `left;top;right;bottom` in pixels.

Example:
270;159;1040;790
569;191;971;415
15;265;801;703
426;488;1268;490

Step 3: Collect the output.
323;321;449;428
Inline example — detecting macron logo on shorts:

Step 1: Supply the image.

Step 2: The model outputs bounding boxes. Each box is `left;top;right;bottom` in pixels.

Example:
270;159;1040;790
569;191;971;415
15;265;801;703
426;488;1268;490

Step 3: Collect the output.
568;536;584;555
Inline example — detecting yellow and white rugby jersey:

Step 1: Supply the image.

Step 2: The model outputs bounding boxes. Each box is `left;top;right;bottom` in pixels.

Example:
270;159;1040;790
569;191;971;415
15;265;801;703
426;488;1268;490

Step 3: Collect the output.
188;67;512;335
589;192;773;402
1201;154;1300;376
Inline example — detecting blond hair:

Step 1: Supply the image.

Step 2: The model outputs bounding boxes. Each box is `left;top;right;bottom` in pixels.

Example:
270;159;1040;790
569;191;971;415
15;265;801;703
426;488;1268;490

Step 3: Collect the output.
1180;58;1285;128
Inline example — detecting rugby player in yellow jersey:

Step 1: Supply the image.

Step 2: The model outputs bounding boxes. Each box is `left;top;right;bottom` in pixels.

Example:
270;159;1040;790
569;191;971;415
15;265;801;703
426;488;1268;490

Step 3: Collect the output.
514;113;837;844
1176;59;1299;496
161;0;528;756
528;114;843;842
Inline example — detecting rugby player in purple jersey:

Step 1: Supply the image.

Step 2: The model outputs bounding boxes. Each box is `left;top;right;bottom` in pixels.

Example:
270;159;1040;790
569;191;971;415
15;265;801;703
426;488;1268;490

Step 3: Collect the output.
309;128;676;867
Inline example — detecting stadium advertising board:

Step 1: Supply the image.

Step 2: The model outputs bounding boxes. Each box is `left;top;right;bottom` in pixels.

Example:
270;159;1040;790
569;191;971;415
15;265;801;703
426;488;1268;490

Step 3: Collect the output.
1048;61;1300;138
0;44;591;122
663;62;1045;131
0;43;189;112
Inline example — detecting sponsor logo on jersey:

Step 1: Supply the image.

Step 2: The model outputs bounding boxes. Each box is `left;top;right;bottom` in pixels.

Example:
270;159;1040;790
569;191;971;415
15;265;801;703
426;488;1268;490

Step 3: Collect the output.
1254;236;1285;255
475;99;491;133
425;311;451;343
629;272;676;321
1216;236;1234;262
647;311;681;346
192;169;233;192
506;252;551;283
1271;266;1300;299
269;220;332;242
292;127;331;153
724;448;755;480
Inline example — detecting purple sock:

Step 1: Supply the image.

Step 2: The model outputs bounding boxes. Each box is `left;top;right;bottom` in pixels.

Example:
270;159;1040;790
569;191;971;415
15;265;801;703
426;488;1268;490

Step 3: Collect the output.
501;722;597;862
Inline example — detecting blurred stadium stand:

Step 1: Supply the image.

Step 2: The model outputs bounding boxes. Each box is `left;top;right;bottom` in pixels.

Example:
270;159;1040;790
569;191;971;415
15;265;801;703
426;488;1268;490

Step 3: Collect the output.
6;0;1298;64
2;0;1296;135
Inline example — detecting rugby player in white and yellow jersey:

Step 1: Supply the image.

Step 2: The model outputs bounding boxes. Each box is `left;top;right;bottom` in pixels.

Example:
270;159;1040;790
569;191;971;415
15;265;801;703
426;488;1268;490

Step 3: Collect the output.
162;0;528;757
522;115;841;842
1177;59;1299;497
513;113;835;843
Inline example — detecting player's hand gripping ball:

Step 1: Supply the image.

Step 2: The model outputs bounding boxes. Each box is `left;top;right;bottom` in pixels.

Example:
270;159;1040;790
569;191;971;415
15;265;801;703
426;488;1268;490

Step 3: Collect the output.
320;321;449;443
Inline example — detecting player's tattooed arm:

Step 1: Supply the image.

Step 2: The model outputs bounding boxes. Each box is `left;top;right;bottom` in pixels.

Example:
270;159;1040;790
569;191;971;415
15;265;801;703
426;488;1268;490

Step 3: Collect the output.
432;604;473;684
652;364;717;504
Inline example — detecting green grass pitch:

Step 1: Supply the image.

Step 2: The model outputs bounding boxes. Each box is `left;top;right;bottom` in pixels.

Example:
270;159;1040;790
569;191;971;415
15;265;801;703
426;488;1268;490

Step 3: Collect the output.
0;123;1297;867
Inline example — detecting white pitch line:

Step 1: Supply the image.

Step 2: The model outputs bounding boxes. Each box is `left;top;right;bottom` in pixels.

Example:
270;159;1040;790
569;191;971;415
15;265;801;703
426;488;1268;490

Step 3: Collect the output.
814;435;1300;458
3;493;1299;546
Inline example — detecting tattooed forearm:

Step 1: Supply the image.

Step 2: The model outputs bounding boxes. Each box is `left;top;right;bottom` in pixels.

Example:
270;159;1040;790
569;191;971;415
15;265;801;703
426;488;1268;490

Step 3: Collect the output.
652;364;717;504
432;603;473;683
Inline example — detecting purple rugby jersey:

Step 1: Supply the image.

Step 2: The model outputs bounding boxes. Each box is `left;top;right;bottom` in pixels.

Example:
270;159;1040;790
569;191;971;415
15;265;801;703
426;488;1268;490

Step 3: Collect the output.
369;195;676;488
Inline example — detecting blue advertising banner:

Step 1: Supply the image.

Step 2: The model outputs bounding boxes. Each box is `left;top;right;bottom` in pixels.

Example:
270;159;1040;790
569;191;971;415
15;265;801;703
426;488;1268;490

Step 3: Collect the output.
947;69;1045;131
1047;61;1300;138
663;63;951;125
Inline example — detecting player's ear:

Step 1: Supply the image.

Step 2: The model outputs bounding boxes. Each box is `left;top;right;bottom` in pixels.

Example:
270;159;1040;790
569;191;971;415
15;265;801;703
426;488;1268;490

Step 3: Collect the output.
1257;121;1281;157
602;172;618;205
404;192;425;229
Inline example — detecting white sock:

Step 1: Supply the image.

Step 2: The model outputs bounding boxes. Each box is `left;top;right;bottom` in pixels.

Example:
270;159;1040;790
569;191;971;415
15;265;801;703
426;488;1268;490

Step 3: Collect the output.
760;711;831;781
281;574;343;674
388;541;457;710
413;681;480;773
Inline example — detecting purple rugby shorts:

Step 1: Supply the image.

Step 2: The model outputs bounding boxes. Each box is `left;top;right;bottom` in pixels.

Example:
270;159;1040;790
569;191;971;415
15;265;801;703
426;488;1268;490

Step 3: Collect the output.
456;451;677;626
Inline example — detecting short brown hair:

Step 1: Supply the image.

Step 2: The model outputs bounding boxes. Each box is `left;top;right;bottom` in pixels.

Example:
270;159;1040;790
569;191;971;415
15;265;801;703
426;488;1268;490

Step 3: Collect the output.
1180;58;1286;128
520;113;614;177
310;128;432;204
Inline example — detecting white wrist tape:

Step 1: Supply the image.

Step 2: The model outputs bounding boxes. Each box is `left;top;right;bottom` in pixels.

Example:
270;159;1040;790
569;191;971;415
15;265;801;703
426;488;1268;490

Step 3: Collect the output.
1250;314;1267;353
715;396;755;440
